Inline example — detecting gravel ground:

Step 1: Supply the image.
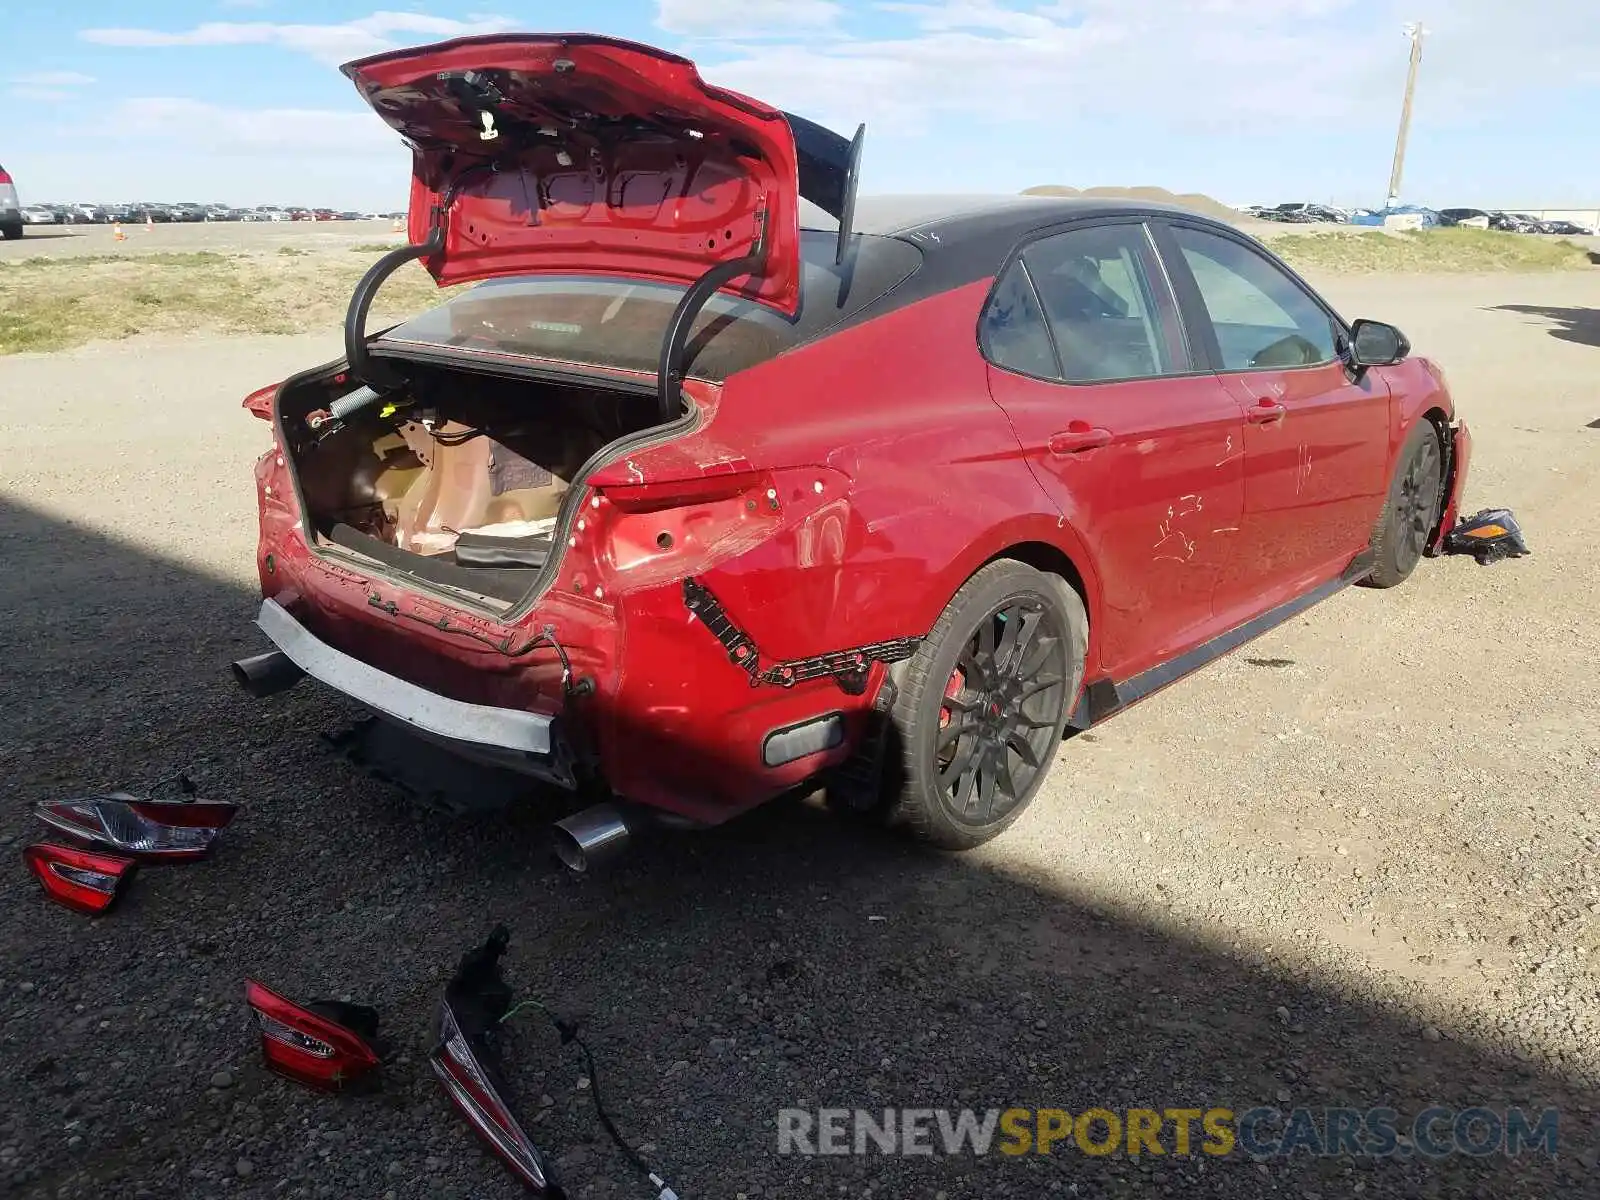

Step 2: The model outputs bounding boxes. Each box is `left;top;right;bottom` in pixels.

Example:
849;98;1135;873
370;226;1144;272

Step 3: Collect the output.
0;269;1596;1199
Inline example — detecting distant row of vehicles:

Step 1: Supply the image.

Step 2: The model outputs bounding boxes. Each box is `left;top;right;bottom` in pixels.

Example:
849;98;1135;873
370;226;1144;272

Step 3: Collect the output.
1243;201;1594;236
17;202;404;226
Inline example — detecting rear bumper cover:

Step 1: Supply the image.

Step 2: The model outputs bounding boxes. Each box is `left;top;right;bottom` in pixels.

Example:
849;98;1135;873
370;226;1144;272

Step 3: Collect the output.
255;598;554;757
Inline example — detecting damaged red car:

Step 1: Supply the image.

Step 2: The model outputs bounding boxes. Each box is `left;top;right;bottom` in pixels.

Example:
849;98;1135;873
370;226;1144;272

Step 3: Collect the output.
234;33;1471;858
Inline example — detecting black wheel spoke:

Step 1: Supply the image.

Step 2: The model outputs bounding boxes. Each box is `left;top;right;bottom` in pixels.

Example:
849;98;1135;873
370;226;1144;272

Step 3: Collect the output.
931;578;1078;829
1017;673;1066;702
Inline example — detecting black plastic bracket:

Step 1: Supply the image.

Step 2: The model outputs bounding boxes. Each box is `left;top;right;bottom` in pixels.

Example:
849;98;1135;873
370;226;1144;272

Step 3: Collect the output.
683;577;919;693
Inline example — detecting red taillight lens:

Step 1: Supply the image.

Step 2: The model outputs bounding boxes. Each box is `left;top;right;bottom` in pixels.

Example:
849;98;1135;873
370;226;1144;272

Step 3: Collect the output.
32;794;238;860
23;843;137;914
0;168;12;184
243;980;380;1092
431;1002;557;1192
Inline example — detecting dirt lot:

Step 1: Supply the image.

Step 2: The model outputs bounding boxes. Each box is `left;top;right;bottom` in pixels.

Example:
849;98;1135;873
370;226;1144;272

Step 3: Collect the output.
0;246;1596;1199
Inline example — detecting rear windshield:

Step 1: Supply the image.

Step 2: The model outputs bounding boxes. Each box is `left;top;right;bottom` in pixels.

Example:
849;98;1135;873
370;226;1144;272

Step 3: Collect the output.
375;230;922;381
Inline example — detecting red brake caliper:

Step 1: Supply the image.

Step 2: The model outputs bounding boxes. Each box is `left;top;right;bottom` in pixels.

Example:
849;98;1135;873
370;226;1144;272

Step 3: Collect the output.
940;668;966;729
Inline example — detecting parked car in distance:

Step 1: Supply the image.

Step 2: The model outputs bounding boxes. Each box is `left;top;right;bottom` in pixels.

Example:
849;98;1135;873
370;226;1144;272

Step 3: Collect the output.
20;205;56;224
0;163;21;239
234;33;1474;859
1488;211;1542;233
1438;208;1491;229
1348;205;1441;228
1535;219;1593;236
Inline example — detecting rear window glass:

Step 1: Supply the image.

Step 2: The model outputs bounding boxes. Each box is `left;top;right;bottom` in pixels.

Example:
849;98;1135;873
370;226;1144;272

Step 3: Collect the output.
377;231;922;381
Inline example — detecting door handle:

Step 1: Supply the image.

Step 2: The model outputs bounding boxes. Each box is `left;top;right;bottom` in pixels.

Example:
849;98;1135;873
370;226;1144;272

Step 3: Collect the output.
1047;422;1113;455
1246;397;1288;424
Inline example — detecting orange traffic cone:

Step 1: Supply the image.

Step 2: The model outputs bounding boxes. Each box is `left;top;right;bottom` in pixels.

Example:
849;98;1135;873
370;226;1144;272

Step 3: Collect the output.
145;213;154;232
391;217;403;233
113;222;126;242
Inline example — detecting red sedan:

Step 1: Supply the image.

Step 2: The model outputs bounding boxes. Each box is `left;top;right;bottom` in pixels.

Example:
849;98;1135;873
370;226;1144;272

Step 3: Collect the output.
234;33;1471;862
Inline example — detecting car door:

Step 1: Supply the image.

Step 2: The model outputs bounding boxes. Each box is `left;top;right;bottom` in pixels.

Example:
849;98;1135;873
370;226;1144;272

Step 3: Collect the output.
1155;221;1391;619
981;220;1247;681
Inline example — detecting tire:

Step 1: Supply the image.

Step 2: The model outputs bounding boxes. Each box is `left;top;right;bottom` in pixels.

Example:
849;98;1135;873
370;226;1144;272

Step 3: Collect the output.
1;221;22;241
878;559;1087;850
1361;419;1444;589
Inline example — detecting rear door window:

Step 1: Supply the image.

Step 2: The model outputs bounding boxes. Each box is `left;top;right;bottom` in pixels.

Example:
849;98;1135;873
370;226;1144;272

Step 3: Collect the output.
1020;224;1178;383
979;262;1058;378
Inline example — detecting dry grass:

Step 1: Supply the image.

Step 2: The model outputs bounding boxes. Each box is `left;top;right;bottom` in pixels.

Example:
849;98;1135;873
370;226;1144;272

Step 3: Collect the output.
1272;227;1595;273
0;250;454;354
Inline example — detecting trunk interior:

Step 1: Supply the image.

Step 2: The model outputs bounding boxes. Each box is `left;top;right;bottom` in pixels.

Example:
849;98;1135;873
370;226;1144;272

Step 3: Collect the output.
280;361;669;609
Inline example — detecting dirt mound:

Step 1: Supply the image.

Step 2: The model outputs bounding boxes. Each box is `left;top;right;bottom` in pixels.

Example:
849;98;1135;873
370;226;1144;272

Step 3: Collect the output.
1023;185;1243;224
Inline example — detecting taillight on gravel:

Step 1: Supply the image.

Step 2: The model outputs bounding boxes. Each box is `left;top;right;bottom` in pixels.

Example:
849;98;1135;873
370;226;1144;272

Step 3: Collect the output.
244;980;381;1092
432;926;562;1195
31;794;239;860
431;1003;560;1193
23;843;137;914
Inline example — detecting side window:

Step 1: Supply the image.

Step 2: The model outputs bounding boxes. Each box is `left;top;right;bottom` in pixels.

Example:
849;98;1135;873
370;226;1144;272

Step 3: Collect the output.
979;261;1058;378
1170;226;1338;370
1022;224;1175;383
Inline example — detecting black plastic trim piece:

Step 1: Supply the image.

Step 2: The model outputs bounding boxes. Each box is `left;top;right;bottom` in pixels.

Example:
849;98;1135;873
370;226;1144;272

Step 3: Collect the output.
683;577;920;693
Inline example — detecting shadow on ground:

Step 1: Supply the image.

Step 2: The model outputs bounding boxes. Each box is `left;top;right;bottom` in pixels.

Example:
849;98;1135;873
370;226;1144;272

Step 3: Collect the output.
0;495;1595;1199
1490;305;1600;349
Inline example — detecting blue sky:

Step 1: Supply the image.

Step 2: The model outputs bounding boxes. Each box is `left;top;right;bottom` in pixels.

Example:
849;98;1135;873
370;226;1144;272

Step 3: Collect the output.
6;1;1597;210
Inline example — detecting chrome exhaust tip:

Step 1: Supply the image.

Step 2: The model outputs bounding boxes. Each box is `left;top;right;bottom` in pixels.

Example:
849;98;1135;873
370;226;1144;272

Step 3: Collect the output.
232;650;304;698
551;804;633;874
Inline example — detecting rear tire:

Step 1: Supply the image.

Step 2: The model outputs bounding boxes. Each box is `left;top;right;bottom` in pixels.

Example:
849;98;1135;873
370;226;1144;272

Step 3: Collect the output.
1;221;22;241
879;560;1086;850
1361;420;1443;589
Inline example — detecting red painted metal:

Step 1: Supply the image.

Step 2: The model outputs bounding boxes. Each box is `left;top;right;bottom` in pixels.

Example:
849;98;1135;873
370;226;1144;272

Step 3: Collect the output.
340;34;804;312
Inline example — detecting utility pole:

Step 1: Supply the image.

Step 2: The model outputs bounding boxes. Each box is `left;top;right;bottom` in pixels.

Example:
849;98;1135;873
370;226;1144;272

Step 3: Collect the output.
1386;22;1426;208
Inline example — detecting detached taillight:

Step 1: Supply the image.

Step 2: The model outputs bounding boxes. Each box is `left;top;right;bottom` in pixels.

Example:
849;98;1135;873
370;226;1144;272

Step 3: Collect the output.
244;980;381;1092
431;1003;559;1192
432;926;561;1194
32;793;238;859
23;843;137;914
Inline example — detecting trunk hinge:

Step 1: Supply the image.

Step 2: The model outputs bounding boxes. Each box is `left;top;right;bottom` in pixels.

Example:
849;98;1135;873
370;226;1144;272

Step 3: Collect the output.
342;168;494;391
655;205;770;423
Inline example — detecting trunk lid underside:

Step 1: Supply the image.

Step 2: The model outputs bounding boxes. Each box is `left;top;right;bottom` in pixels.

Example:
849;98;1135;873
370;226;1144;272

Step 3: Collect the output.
341;33;859;315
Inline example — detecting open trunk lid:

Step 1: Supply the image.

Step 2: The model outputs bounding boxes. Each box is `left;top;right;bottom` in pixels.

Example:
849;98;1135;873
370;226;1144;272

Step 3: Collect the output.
341;33;863;316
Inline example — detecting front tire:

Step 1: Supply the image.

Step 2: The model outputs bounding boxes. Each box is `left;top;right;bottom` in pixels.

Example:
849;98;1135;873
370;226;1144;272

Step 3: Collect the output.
1361;420;1443;589
881;560;1086;850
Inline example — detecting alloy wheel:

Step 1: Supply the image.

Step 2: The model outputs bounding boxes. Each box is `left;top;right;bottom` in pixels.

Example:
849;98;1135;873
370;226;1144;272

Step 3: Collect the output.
935;598;1067;826
1395;435;1442;574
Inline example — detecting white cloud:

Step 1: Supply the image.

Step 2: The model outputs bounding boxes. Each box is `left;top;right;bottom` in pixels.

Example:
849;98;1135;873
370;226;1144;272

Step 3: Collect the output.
114;97;394;155
80;11;517;66
11;70;97;87
656;0;843;39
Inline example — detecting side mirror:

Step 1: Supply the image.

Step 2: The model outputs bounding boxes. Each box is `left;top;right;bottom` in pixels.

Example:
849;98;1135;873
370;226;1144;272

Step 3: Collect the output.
1348;319;1410;367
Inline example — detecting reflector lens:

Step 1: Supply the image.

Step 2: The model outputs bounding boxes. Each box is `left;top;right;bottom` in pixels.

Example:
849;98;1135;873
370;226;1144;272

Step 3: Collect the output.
430;1004;554;1190
244;980;380;1092
32;794;238;859
1467;524;1507;538
23;843;137;914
